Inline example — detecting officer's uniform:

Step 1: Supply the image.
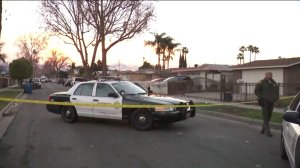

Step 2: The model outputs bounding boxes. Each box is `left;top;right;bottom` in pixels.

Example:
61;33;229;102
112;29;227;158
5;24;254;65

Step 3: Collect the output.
254;78;279;136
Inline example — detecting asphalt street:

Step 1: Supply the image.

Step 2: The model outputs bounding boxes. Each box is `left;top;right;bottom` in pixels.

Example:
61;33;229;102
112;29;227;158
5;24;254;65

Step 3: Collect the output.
0;83;291;168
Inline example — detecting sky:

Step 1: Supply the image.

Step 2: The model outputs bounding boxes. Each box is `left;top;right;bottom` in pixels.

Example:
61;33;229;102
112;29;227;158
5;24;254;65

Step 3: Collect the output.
2;1;300;69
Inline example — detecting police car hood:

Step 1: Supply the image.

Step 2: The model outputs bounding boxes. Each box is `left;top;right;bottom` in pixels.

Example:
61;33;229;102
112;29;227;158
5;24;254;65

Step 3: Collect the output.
124;94;188;105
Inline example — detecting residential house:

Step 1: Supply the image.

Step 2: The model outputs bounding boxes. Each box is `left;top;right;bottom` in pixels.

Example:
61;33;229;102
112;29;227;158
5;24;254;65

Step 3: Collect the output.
231;57;300;96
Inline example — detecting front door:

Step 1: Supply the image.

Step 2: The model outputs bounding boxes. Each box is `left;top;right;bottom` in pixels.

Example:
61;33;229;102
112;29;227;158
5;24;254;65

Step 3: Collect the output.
93;83;122;120
70;83;95;117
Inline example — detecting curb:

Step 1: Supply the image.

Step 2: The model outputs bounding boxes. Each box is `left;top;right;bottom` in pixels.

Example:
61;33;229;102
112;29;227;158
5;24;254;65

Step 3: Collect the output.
197;109;281;130
0;90;24;121
0;90;25;141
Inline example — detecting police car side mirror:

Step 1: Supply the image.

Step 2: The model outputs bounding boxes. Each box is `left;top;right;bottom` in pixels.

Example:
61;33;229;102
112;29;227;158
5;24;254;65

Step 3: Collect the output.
283;112;300;124
147;86;153;94
108;93;119;98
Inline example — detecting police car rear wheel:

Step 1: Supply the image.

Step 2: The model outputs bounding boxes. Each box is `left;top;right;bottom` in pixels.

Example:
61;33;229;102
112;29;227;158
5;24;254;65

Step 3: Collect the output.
131;109;153;130
61;106;78;123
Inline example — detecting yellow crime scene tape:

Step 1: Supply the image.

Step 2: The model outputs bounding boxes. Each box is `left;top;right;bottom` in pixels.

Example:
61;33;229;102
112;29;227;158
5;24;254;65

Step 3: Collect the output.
0;96;294;109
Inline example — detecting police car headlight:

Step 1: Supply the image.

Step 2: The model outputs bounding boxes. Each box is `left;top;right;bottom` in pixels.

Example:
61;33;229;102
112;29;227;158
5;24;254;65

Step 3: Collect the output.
155;107;175;112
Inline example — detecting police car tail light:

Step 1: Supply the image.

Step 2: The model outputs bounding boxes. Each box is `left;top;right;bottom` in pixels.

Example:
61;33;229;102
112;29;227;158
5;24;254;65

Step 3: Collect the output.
48;96;52;101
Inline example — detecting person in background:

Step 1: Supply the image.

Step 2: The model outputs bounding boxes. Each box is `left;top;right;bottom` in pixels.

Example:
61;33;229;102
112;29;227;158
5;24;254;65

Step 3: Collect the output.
254;72;279;137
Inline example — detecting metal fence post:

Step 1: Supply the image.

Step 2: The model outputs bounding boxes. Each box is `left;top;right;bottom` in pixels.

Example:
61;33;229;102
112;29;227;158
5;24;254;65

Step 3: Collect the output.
245;83;248;102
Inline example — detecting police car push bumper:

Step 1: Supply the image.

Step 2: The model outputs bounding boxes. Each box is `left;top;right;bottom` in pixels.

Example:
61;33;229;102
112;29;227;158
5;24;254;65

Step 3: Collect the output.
152;102;196;122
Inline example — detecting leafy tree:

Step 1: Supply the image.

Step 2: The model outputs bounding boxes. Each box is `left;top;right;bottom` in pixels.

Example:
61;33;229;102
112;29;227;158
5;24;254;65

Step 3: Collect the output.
194;64;199;67
139;61;153;70
78;67;85;76
9;58;33;88
71;62;76;70
15;34;48;77
58;70;68;78
91;59;105;73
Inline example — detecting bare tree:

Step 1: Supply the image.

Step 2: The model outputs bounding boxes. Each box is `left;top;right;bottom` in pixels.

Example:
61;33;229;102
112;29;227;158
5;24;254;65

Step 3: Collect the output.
15;33;48;64
45;49;70;79
40;0;101;75
15;34;48;77
84;0;155;76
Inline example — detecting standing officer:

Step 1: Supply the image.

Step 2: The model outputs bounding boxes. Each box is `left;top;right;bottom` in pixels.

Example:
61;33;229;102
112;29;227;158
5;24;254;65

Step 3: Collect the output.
254;72;279;137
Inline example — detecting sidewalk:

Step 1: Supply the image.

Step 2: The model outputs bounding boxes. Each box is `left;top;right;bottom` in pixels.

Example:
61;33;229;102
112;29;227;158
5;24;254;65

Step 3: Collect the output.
0;84;18;93
173;94;285;113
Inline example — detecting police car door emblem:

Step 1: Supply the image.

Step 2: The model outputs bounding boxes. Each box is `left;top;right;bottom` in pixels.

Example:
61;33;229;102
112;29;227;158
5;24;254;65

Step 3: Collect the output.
113;101;121;110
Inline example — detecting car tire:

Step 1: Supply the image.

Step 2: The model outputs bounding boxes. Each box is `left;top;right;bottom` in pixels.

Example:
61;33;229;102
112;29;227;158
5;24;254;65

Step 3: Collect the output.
131;109;153;130
281;134;288;160
61;106;78;123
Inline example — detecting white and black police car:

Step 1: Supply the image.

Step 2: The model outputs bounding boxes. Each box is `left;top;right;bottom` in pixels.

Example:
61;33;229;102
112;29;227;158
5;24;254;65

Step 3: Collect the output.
46;80;196;130
281;91;300;168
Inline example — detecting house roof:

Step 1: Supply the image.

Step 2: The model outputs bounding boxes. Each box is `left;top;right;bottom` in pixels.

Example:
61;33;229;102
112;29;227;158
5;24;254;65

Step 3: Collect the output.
231;57;300;70
170;64;231;73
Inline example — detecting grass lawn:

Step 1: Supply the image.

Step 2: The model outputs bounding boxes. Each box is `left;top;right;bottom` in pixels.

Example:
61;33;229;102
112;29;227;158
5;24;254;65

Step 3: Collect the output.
274;97;294;108
0;89;23;110
241;96;294;109
197;105;283;123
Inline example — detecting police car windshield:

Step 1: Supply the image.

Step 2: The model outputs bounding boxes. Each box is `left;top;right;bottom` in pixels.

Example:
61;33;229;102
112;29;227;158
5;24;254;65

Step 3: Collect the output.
111;81;147;95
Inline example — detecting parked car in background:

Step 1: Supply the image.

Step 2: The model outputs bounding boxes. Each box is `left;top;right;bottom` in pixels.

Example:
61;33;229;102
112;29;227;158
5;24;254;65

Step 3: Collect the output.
162;76;193;84
64;78;72;87
150;78;165;84
58;78;67;85
40;77;48;83
281;91;300;168
22;78;42;89
70;77;87;87
51;78;58;83
161;76;194;94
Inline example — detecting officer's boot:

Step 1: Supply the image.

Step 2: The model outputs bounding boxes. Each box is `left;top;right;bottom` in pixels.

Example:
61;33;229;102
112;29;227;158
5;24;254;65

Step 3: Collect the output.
265;125;273;137
260;126;265;134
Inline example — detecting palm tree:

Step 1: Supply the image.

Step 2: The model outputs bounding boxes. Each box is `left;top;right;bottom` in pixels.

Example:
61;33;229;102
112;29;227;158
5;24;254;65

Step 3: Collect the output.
160;37;168;70
247;45;254;62
239;46;247;64
253;46;260;61
237;53;243;65
165;37;181;69
144;32;166;70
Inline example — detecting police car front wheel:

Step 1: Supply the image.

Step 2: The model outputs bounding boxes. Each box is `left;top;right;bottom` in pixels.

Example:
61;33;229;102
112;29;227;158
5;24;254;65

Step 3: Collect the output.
131;109;153;130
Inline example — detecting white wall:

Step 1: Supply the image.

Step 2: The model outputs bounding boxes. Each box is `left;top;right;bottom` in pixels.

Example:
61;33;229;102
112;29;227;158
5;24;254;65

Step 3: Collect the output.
242;68;283;83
